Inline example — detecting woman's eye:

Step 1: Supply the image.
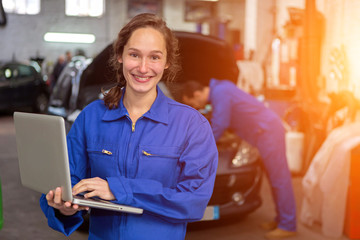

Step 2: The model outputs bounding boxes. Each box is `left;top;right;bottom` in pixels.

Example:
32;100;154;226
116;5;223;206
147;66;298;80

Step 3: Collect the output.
151;55;160;60
130;53;138;58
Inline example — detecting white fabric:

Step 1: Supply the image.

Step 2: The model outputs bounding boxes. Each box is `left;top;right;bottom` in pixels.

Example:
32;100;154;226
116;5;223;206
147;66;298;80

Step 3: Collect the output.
301;122;360;238
285;131;304;173
236;60;264;94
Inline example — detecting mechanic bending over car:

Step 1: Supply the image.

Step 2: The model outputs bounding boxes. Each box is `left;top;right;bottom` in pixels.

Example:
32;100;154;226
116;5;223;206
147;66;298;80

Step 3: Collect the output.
40;13;218;240
179;78;296;239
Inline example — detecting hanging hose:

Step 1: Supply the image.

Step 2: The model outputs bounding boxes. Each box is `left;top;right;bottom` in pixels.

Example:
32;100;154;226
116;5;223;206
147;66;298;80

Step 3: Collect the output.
0;0;7;27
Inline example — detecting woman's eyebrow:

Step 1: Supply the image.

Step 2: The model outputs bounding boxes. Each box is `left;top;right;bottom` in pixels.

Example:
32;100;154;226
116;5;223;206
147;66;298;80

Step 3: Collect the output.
150;50;164;55
127;47;164;55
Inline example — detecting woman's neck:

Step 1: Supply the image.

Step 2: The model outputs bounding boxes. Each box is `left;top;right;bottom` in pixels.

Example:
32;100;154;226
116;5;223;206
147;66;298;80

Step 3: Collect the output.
123;88;157;123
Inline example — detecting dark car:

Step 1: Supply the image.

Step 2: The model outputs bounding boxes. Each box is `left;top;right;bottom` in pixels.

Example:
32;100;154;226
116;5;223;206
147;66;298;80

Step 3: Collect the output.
0;62;49;113
48;31;263;223
47;56;94;130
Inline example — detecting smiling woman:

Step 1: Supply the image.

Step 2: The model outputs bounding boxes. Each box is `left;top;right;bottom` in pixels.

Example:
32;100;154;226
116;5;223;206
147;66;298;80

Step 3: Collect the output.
39;13;218;240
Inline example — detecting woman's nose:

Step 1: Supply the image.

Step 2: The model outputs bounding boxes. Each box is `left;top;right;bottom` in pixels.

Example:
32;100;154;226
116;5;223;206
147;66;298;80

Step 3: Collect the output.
139;58;149;73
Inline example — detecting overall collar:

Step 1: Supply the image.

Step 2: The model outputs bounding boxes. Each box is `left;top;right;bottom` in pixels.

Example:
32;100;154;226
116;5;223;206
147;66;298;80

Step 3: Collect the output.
102;85;169;124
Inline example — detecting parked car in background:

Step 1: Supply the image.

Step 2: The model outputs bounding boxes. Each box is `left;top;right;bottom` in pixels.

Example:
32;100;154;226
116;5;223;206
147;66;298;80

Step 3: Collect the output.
0;61;49;113
47;56;94;130
48;31;263;223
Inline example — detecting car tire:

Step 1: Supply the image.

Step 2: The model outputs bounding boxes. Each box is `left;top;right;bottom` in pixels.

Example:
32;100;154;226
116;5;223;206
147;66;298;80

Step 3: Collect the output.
33;92;49;113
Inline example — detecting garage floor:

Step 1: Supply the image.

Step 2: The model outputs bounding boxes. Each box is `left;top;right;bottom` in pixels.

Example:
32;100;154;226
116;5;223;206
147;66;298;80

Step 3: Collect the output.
0;114;352;240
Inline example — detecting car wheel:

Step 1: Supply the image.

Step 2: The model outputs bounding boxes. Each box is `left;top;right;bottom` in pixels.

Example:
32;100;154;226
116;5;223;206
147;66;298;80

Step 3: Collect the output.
34;93;49;113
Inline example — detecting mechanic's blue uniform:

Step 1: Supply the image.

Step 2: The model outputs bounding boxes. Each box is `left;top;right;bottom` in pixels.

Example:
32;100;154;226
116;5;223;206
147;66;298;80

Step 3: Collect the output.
209;78;296;231
39;86;218;240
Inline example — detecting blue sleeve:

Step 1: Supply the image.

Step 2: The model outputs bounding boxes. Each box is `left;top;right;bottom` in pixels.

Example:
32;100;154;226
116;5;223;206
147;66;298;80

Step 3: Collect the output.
39;195;84;236
210;88;232;141
39;112;88;236
107;119;218;223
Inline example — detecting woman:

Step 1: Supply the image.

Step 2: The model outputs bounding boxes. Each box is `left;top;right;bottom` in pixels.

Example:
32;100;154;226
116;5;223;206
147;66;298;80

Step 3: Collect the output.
40;13;218;240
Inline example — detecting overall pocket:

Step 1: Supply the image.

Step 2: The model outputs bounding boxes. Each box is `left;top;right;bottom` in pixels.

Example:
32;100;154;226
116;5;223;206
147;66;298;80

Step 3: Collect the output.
87;145;118;178
137;145;182;187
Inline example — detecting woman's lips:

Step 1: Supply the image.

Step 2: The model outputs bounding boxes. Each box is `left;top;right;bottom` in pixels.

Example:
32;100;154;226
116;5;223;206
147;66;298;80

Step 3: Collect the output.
133;74;152;83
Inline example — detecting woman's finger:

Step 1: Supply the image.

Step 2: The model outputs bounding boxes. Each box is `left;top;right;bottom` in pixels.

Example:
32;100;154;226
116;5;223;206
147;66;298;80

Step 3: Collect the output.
54;187;63;204
46;190;54;201
72;177;115;200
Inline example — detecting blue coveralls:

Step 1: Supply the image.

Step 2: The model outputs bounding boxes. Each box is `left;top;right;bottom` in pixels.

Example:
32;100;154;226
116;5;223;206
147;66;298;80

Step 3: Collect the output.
39;86;218;240
209;79;296;231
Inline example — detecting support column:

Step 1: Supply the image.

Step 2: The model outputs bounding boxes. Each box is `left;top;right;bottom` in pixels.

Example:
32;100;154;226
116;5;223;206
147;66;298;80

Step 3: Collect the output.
244;0;258;59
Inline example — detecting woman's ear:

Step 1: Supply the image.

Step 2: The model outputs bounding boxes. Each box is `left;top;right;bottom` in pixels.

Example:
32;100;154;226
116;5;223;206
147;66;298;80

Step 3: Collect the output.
118;56;123;63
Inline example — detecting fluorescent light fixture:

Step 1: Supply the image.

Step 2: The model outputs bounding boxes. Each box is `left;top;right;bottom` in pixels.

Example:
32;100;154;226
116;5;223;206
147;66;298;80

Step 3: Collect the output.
44;32;96;43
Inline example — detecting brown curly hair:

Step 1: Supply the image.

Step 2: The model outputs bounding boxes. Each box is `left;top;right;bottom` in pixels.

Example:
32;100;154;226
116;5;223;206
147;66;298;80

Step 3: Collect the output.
103;13;181;109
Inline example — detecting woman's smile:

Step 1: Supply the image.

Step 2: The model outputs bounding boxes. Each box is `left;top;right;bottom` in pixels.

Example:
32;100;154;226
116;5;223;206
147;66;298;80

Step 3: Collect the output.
132;74;153;83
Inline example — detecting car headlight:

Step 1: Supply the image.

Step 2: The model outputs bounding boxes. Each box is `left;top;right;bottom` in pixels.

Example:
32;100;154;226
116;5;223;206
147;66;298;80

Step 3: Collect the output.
232;192;245;205
231;140;260;168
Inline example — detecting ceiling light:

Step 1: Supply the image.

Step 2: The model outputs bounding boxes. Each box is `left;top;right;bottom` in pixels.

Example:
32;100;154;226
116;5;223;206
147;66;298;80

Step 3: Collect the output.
43;32;96;43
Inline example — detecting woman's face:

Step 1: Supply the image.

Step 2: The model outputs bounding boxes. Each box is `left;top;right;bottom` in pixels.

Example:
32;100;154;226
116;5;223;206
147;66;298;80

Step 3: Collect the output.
119;27;168;96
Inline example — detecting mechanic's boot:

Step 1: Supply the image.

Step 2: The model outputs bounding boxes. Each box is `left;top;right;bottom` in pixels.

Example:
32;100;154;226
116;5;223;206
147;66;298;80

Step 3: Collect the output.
265;228;296;239
260;221;277;231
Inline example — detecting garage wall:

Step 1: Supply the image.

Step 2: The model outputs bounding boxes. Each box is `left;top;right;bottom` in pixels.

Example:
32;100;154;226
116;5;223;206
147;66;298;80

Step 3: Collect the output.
0;0;108;61
0;0;198;71
0;0;272;76
0;0;120;66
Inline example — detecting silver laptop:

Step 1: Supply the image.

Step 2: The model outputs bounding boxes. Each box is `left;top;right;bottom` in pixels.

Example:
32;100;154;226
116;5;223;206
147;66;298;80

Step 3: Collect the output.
13;111;143;214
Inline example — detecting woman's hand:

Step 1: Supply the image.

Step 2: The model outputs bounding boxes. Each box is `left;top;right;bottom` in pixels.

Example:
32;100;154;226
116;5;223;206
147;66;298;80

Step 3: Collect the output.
72;177;115;201
46;187;89;216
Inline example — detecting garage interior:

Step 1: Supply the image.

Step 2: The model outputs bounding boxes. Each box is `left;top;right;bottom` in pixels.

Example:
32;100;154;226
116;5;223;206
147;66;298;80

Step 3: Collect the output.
1;0;360;239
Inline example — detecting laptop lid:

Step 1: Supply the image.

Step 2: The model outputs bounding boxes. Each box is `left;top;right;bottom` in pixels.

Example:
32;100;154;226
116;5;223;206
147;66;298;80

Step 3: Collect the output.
14;111;74;201
13;112;143;214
